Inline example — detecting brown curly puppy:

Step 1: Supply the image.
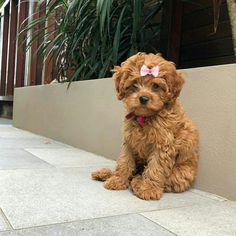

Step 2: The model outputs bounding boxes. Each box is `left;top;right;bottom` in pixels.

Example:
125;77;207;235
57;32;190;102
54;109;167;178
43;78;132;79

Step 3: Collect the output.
92;53;198;200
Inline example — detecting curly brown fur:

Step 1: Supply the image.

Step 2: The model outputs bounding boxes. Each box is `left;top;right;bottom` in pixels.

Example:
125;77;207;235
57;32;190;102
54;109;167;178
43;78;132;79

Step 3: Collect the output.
91;53;199;200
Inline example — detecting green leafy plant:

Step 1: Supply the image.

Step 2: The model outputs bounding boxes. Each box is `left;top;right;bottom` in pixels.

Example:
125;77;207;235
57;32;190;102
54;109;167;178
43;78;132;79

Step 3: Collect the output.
0;0;5;8
21;0;227;83
22;0;163;82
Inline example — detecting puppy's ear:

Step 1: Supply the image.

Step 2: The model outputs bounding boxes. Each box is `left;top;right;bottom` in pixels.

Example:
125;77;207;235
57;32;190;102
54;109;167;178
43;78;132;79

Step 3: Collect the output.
112;66;126;100
163;62;185;103
112;52;145;100
172;71;185;99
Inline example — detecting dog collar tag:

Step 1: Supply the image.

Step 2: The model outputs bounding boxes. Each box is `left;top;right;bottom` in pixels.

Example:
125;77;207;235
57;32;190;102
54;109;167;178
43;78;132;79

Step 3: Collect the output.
126;112;147;127
136;116;146;126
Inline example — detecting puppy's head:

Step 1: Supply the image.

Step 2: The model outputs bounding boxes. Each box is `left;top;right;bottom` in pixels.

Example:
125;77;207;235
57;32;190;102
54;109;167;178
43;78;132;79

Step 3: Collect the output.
112;53;184;116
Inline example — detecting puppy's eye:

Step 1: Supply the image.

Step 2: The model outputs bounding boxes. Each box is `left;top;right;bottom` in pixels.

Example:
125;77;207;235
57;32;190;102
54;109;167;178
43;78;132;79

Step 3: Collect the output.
132;84;138;89
152;83;160;91
126;84;138;91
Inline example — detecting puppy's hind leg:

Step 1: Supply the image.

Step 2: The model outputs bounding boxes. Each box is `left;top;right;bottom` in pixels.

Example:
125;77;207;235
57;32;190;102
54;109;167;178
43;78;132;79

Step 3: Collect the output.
164;153;198;193
165;128;199;193
91;168;113;181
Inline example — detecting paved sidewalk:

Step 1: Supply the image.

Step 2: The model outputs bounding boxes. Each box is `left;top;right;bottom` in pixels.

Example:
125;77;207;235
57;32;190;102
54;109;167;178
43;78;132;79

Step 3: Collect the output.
0;118;12;125
0;125;235;236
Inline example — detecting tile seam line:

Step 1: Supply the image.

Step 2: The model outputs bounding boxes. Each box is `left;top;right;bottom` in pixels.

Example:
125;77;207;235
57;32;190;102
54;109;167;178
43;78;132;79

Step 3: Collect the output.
4;213;178;235
54;165;115;170
0;213;156;232
55;164;115;169
0;164;114;172
0;147;72;149
138;213;178;236
0;167;57;171
23;148;114;162
137;200;220;215
0;202;219;231
0;208;14;230
24;147;115;160
23;148;59;168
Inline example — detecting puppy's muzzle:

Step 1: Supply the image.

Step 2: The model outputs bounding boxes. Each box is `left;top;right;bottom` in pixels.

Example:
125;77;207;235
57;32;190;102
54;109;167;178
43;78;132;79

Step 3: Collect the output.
139;96;149;105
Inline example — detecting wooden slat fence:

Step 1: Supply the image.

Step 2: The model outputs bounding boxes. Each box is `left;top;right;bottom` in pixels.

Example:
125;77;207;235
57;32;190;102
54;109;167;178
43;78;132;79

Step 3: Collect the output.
0;0;54;99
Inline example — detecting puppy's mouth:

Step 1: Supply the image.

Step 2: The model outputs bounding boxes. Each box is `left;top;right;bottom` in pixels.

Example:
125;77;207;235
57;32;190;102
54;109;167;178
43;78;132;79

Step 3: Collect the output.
132;106;158;117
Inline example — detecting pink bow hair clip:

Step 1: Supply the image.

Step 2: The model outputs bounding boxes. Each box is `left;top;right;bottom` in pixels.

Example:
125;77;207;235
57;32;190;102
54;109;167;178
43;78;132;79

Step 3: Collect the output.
140;65;159;77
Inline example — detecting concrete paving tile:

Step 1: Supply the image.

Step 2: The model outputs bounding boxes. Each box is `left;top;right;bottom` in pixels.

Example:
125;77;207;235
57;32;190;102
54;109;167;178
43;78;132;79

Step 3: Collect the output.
0;127;71;145
0;119;13;125
0;125;17;132
0;209;11;232
0;126;71;148
0;129;45;139
141;201;236;236
0;167;217;229
0;137;69;149
25;148;115;168
0;149;53;170
0;214;175;236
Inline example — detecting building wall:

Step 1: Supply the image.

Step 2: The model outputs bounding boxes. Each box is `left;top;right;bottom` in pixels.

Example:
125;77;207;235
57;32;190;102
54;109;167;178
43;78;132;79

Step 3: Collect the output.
13;64;236;200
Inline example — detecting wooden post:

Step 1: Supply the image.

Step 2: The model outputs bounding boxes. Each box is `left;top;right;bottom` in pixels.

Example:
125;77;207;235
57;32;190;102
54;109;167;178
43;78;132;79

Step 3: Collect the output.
7;0;18;96
43;6;56;84
15;0;28;88
0;5;10;96
36;1;46;85
28;1;46;86
29;2;39;86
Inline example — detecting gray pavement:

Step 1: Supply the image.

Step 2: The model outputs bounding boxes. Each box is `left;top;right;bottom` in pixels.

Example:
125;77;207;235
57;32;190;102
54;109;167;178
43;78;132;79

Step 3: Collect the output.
0;125;235;236
0;118;12;125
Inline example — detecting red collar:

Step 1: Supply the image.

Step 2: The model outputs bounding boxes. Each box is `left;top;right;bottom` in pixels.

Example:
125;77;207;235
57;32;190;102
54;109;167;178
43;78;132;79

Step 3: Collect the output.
125;112;148;126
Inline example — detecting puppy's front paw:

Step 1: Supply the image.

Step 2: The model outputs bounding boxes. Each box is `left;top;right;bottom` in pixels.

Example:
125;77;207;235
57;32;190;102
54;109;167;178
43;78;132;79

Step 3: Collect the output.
91;168;113;181
131;175;162;200
104;176;129;190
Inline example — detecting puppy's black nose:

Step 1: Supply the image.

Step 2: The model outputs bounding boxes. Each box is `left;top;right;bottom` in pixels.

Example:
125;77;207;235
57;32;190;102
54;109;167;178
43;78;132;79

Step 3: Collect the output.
139;96;149;105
